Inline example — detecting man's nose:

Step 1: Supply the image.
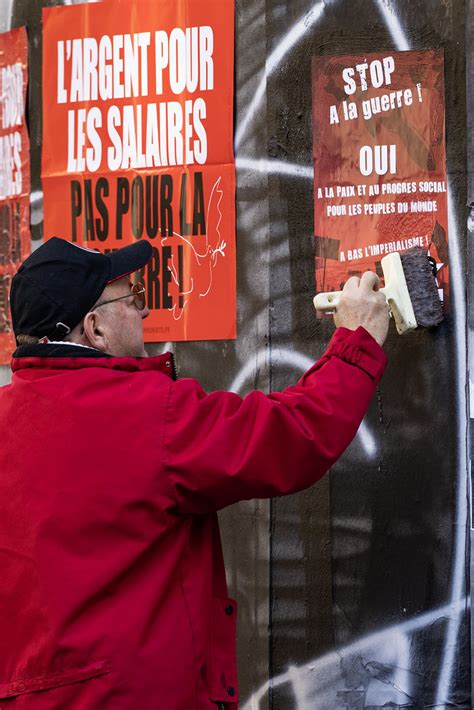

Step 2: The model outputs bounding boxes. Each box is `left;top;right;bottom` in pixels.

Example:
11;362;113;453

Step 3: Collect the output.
141;305;150;319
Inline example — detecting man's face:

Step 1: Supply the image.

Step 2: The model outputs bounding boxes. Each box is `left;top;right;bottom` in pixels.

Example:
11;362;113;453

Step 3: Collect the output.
94;276;149;357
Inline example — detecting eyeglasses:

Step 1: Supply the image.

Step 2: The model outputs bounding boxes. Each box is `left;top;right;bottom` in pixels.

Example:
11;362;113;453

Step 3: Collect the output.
93;282;146;311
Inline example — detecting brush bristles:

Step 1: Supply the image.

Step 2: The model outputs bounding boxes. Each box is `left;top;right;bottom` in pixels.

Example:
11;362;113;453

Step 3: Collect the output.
400;248;444;328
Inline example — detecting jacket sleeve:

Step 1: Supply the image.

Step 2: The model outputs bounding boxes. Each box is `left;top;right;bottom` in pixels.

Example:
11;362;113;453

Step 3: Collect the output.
162;326;387;514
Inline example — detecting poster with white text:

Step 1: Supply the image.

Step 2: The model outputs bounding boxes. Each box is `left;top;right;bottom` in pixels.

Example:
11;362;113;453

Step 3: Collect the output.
0;26;30;363
312;49;449;307
42;0;236;342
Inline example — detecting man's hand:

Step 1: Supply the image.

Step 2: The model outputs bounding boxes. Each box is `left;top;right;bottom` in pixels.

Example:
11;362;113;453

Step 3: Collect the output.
333;271;390;347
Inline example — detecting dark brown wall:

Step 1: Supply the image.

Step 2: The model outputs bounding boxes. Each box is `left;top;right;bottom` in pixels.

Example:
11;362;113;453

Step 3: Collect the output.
264;1;470;708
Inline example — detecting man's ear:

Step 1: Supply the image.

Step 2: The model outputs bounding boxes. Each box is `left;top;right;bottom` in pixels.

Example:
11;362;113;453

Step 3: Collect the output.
83;311;108;352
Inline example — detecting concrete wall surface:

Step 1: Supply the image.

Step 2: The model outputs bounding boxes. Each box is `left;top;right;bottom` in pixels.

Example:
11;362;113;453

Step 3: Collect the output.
0;0;471;708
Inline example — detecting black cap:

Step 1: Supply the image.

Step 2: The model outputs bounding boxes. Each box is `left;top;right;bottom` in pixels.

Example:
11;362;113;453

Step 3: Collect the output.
10;237;153;341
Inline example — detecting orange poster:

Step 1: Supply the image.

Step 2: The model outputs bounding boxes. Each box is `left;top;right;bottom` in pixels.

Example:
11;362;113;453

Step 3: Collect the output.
0;27;30;364
312;50;449;304
42;0;235;342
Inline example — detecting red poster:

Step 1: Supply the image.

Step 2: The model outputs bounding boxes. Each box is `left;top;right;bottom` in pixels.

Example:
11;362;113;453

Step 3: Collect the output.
0;27;30;364
312;50;448;304
42;0;235;342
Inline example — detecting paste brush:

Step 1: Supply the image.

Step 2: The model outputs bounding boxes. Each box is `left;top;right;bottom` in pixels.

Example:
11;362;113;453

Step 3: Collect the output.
313;247;444;334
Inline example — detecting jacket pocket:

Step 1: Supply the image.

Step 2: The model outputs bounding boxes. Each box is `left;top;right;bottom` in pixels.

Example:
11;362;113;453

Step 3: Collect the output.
0;659;111;699
209;596;239;704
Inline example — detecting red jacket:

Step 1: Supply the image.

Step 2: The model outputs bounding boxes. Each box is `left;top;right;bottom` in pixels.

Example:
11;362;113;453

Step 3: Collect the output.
0;327;385;709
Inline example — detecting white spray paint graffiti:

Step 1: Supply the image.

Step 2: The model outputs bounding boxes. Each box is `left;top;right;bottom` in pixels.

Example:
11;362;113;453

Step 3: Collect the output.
374;0;410;52
30;190;43;227
236;157;314;180
235;0;332;151
241;597;469;710
229;347;377;458
434;169;467;707
6;0;14;30
374;2;468;704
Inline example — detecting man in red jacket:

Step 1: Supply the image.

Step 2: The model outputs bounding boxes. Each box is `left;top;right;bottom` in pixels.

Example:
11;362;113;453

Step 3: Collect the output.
0;237;388;709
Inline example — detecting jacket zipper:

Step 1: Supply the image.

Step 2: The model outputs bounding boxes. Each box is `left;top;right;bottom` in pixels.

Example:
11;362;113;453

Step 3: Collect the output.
168;352;178;380
164;353;178;380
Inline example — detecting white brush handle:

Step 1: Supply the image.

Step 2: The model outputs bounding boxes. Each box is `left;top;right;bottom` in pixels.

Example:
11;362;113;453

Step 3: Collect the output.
313;291;342;311
313;289;387;311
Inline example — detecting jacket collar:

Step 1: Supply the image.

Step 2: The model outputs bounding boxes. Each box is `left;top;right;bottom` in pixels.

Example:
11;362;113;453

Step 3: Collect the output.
14;342;109;359
11;343;176;379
